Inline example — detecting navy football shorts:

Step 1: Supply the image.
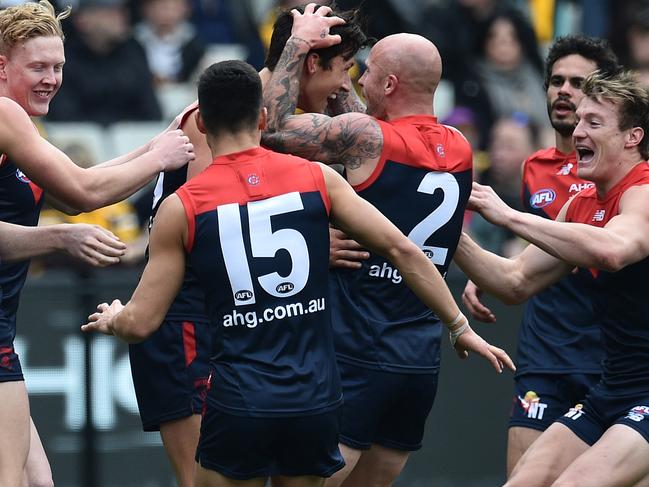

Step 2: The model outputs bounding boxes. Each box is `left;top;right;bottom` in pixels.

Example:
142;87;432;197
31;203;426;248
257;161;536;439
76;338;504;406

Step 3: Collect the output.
337;361;438;452
555;381;649;445
0;318;23;382
509;373;600;431
129;318;211;431
196;406;344;480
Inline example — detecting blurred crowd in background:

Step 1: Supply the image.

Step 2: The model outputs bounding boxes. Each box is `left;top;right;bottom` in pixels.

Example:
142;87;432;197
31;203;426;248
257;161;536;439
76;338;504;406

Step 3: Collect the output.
3;0;649;268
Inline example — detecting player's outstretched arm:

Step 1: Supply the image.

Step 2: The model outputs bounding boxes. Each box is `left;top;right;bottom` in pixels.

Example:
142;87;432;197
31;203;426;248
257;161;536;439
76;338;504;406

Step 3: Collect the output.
469;182;649;271
261;5;382;169
0;98;194;212
81;195;187;342
0;222;125;266
322;164;515;372
454;232;571;305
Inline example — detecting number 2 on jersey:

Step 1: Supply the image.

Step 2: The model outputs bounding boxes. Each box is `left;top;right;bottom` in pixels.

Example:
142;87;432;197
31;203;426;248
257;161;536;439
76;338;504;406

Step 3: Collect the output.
218;192;310;306
408;172;460;266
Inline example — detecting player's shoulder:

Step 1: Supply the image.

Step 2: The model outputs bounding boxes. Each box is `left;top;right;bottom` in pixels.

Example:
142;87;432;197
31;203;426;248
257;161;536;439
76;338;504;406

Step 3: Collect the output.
525;147;562;165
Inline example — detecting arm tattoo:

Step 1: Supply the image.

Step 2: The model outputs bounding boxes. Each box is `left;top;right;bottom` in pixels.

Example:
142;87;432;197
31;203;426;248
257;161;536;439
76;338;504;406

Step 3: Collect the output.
262;114;383;171
264;37;308;130
326;88;367;116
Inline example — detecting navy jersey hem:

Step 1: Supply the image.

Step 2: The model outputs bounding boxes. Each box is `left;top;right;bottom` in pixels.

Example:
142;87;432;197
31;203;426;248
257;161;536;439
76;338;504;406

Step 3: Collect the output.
206;396;343;418
141;406;198;432
0;373;24;383
336;354;440;374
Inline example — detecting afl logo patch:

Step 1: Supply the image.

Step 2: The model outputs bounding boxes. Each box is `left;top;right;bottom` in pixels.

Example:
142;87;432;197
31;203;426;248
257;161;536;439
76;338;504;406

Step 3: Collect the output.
276;282;294;294
530;188;556;209
15;169;31;183
435;144;446;158
235;290;253;301
247;174;260;186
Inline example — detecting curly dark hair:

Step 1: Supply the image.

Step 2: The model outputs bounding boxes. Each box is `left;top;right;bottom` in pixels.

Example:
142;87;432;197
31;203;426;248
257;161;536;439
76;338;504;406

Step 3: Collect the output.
264;3;371;71
544;35;621;89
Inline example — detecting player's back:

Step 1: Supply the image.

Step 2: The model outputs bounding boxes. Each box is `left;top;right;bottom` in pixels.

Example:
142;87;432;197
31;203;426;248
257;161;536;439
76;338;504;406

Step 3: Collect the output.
176;146;341;416
331;115;472;373
566;162;649;393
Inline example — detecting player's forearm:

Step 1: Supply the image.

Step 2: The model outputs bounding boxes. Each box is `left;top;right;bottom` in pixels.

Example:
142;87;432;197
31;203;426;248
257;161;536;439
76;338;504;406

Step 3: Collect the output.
0;223;66;261
264;36;310;130
109;305;153;344
92;142;149;169
78;151;165;211
504;210;625;271
387;239;461;325
454;233;529;304
326;86;366;116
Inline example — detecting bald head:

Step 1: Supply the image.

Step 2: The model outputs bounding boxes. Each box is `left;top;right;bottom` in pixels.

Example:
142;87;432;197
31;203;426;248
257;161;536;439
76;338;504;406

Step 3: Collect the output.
371;33;442;95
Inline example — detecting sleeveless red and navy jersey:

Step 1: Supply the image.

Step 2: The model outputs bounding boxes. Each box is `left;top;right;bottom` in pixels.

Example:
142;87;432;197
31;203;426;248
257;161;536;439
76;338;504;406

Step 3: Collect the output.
149;103;207;321
517;148;602;376
0;153;44;340
331;115;472;373
176;147;341;416
565;163;649;393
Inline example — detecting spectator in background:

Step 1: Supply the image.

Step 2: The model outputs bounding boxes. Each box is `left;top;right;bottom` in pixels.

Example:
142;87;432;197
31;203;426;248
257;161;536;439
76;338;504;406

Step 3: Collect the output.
609;1;649;85
468;114;538;257
134;0;206;85
473;10;549;139
47;0;162;125
189;0;266;69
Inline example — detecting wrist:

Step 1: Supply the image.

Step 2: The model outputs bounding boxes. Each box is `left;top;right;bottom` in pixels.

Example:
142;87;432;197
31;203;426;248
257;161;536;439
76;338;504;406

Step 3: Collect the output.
444;312;470;347
288;35;314;50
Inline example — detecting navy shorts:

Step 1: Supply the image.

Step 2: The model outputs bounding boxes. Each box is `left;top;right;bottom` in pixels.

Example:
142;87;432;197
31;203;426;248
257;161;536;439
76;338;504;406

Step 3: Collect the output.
509;373;600;431
196;406;344;480
555;381;649;445
338;361;438;452
0;318;22;382
129;318;211;431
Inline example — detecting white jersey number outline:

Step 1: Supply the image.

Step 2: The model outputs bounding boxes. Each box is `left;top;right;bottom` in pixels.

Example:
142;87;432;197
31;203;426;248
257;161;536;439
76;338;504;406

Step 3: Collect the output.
407;172;460;266
218;192;310;306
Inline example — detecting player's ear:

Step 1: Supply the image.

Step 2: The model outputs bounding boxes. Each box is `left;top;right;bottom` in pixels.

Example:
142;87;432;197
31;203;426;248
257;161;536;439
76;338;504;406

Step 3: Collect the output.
195;111;207;134
306;52;320;74
259;107;268;130
626;126;644;149
384;73;399;95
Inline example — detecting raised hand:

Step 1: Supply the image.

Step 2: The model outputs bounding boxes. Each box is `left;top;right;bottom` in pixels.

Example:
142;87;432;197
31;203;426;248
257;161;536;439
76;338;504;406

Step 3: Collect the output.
150;129;195;171
63;223;126;267
290;3;346;49
467;181;514;227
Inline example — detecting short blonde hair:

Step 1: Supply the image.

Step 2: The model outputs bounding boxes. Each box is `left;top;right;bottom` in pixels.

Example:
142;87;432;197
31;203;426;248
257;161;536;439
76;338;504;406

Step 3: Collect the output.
582;70;649;159
0;1;71;55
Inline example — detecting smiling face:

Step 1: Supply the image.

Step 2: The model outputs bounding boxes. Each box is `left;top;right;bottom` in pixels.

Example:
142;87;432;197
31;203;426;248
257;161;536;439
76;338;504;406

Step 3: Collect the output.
546;54;597;138
0;35;64;117
573;96;628;185
299;54;354;114
358;48;388;118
